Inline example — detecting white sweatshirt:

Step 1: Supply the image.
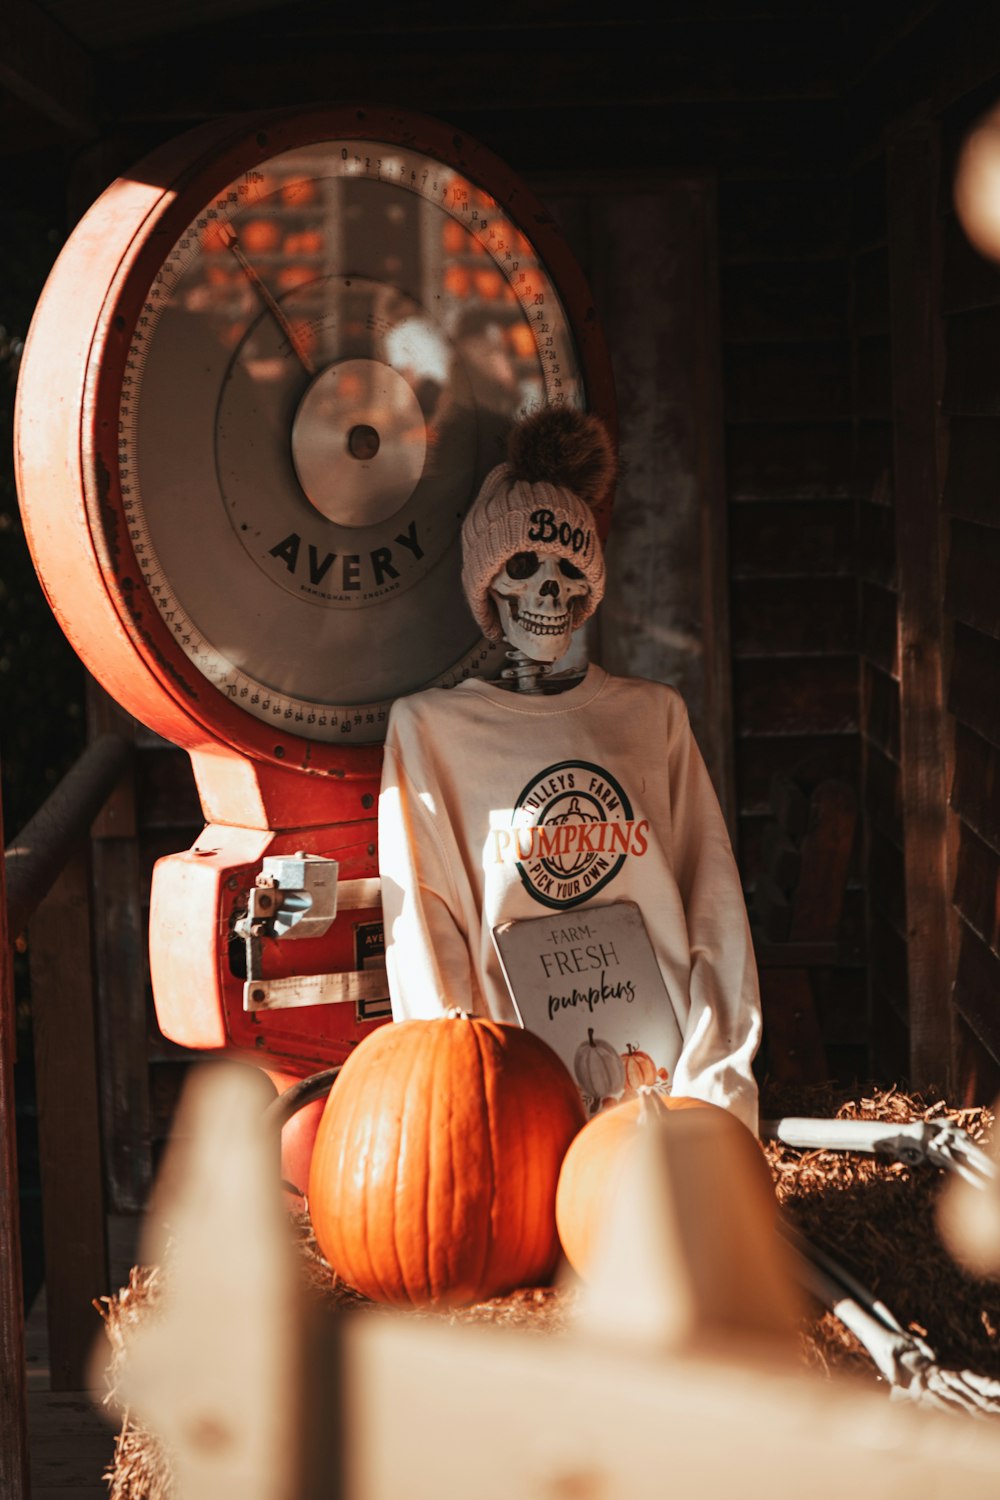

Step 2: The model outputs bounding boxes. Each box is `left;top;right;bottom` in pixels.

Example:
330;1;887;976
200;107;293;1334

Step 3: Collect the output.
378;664;761;1133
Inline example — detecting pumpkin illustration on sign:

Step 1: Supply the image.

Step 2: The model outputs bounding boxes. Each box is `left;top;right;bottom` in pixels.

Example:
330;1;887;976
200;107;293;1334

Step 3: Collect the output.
574;1026;625;1103
308;1011;585;1307
621;1042;657;1095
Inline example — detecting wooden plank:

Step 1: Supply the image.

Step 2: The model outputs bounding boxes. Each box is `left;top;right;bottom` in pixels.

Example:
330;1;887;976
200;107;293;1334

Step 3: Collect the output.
855;334;892;419
28;848;109;1392
810;967;869;1045
887;123;955;1091
956;1015;1000;1107
788;780;857;942
857;500;897;586
733;657;857;737
734;733;860;814
954;920;1000;1067
723;341;851;422
949;622;1000;749
868;914;909;1022
941;209;1000;314
942;305;1000;416
849;156;888;253
953;821;1000;956
951;723;1000;855
860;580;899;677
725;422;853;500
853;246;890;335
945;518;1000;639
27;1387;114;1498
0;0;97;137
0;766;30;1495
729;500;854;578
86;684;151;1216
758;968;829;1082
864;742;902;847
943;416;1000;524
868;827;906;933
871;986;911;1083
861;660;900;762
134;746;202;829
721;260;848;342
718;177;850;264
853;421;894;507
731;577;857;657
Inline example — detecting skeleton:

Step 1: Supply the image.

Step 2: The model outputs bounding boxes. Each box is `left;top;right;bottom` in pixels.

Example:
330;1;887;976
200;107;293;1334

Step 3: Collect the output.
489;549;590;692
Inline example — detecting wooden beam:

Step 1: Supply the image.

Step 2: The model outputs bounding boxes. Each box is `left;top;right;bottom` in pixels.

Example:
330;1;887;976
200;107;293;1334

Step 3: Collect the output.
886;123;956;1090
0;774;31;1500
28;846;109;1392
0;0;98;140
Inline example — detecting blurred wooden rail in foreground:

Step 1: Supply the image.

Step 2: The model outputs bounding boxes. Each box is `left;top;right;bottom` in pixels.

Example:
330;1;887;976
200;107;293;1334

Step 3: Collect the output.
112;1065;1000;1500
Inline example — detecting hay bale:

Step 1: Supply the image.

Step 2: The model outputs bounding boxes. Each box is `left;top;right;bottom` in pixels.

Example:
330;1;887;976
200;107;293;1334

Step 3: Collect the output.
98;1084;1000;1497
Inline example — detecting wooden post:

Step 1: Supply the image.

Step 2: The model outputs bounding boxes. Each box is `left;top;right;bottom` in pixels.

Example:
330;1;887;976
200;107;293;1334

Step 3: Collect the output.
0;777;31;1498
28;846;109;1391
886;124;956;1090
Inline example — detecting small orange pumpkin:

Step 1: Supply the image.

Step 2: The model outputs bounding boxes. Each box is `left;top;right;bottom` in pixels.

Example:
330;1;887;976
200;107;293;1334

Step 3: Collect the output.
555;1091;771;1279
621;1042;657;1094
308;1013;585;1308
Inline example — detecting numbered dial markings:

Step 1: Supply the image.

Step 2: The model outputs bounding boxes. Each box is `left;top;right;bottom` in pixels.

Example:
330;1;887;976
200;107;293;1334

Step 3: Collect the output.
119;138;585;742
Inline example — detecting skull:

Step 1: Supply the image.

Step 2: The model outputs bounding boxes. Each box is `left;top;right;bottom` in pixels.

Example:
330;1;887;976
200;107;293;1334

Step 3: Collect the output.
489;551;590;664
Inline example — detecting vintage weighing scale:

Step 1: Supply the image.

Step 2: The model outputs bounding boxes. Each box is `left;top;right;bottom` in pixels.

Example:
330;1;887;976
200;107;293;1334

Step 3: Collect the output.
13;105;615;1087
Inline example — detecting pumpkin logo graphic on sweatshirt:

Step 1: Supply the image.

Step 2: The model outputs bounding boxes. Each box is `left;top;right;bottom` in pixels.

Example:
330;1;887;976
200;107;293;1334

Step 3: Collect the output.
494;760;649;911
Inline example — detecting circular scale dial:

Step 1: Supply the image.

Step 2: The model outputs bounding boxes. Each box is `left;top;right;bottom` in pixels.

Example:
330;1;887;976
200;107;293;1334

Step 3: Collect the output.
16;108;614;768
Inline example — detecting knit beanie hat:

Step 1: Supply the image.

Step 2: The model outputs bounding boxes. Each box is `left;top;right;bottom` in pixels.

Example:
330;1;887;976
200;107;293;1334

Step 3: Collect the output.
461;407;616;643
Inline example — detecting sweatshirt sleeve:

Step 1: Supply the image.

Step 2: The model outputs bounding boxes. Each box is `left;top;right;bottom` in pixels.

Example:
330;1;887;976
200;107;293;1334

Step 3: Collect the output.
378;712;484;1020
665;695;762;1135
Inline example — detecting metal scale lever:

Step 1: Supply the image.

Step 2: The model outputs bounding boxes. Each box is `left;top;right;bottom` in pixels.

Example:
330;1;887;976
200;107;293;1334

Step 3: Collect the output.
236;854;389;1015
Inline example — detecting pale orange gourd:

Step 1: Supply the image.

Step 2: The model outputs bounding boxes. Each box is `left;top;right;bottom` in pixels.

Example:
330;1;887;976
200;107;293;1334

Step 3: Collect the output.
555;1091;772;1279
308;1013;586;1308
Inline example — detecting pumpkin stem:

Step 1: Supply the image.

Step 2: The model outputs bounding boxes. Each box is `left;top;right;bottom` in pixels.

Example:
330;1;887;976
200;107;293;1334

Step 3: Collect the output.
588;1026;595;1046
636;1084;669;1125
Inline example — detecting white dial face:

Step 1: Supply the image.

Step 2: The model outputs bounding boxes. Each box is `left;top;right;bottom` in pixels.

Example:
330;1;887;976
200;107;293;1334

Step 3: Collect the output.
118;138;586;743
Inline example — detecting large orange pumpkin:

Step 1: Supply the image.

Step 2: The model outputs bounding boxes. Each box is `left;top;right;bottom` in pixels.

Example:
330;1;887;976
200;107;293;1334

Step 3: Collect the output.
555;1090;772;1279
308;1013;586;1308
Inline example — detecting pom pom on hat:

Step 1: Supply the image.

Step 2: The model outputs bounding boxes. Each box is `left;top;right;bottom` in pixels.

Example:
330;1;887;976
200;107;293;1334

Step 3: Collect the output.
507;406;616;506
461;406;615;643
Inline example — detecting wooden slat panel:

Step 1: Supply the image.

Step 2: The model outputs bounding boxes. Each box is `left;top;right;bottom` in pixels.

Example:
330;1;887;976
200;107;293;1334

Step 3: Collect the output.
28;849;109;1392
735;734;860;814
869;826;906;933
857;499;897;586
854;246;890;334
723;342;852;422
956;1015;1000;1106
864;743;903;846
945;518;1000;639
942;305;1000;416
733;657;857;736
954;921;1000;1065
729;500;854;577
854;421;893;507
888;124;954;1090
855;333;892;419
721;260;848;341
868;913;908;1018
871;988;911;1082
0;767;30;1495
951;722;1000;854
954;821;1000;956
949;622;1000;748
943;416;1000;524
718;177;850;264
725;422;853;501
861;660;900;762
134;746;201;829
850;156;888;253
811;966;869;1045
860;580;899;677
731;577;857;656
941;210;1000;314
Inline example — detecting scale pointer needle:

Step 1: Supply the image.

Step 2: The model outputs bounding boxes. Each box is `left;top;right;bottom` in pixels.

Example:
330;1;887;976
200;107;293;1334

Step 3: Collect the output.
224;228;316;376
